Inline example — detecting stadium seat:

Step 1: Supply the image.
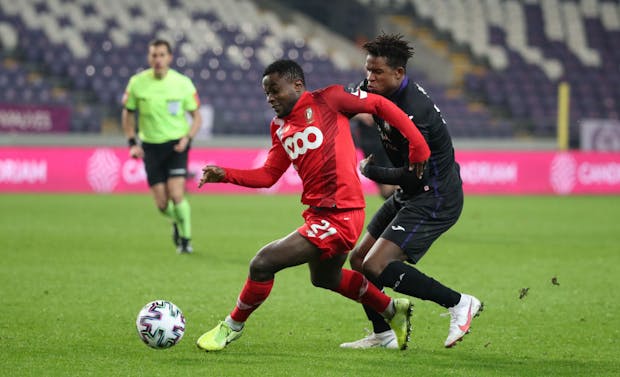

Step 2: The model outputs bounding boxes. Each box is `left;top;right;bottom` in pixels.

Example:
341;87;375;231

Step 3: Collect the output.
3;0;617;139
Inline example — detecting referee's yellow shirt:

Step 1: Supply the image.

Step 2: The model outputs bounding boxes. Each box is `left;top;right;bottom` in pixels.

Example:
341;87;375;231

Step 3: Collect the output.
123;68;199;144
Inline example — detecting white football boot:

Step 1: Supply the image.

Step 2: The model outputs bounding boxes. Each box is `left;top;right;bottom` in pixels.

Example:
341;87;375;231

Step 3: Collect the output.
444;293;483;348
340;330;398;349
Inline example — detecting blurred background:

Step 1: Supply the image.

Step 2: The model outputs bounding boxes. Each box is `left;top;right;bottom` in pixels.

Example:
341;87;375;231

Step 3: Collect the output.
0;0;619;150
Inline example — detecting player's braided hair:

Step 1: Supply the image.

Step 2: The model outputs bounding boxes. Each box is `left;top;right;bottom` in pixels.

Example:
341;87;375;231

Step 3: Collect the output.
362;33;414;70
263;59;306;86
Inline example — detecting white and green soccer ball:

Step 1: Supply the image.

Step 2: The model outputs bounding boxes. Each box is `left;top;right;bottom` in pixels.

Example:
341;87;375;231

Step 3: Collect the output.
136;300;185;349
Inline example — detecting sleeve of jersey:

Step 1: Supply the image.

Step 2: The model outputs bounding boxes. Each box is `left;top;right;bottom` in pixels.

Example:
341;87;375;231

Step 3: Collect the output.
363;164;423;188
327;86;430;164
122;78;136;110
222;128;291;188
185;79;200;111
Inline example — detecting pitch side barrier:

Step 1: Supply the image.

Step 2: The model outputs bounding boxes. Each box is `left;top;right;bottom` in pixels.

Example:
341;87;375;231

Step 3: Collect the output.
1;143;620;195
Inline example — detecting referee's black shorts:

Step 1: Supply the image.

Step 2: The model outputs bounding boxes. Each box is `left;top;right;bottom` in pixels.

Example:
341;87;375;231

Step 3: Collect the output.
142;140;189;186
367;187;463;263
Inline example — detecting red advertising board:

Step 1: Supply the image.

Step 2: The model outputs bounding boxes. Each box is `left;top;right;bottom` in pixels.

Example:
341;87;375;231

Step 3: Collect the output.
1;147;619;195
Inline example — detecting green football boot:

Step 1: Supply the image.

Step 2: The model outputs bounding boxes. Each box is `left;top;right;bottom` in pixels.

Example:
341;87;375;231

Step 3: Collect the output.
196;321;243;351
387;298;413;350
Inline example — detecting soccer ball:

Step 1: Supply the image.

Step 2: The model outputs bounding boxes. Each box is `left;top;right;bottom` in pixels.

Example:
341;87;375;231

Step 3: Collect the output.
136;300;186;349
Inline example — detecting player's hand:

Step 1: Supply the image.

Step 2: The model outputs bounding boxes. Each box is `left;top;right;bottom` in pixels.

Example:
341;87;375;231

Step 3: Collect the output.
129;145;144;159
409;159;427;179
359;154;375;176
199;165;225;188
174;136;190;152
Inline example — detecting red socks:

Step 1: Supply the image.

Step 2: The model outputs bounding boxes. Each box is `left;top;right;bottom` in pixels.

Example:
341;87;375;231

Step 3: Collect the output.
336;269;391;314
230;277;274;322
229;270;390;323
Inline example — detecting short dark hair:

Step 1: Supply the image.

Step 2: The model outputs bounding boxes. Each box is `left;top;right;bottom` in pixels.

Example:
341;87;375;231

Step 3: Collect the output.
149;38;172;54
362;33;414;70
263;59;305;86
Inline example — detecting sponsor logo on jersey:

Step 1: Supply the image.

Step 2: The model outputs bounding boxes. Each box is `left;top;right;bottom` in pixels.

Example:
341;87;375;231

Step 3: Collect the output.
282;126;324;160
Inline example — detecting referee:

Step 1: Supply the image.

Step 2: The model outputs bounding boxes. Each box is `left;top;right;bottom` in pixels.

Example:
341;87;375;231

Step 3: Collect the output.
121;39;202;254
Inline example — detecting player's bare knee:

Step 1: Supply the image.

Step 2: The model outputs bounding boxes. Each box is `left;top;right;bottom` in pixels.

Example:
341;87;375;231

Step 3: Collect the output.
348;249;364;272
361;259;383;280
248;254;275;280
169;194;184;205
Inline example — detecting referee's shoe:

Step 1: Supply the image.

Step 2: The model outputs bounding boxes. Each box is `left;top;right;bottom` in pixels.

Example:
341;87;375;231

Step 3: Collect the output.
177;237;193;254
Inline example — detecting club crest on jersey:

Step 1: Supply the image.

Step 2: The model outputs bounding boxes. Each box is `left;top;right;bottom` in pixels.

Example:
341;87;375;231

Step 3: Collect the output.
305;107;314;124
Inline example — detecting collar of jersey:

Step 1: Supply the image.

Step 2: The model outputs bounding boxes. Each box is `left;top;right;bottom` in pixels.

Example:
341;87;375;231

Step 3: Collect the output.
388;76;409;101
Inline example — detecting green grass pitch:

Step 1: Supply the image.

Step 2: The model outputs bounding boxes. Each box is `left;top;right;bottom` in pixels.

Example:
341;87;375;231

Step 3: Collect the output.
1;193;619;377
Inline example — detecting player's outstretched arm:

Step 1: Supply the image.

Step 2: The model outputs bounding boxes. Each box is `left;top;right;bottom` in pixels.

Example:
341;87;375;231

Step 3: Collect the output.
198;160;289;189
199;129;290;189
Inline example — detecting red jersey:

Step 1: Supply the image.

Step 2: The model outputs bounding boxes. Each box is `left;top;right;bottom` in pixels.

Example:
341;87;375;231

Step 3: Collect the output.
222;85;430;209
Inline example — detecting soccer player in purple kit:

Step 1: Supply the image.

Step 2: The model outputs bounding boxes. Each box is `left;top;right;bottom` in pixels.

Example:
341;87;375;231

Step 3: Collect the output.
339;34;483;349
195;59;431;352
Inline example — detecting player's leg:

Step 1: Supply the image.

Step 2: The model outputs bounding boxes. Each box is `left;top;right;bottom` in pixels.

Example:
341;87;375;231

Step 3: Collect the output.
148;181;182;250
197;230;319;352
364;193;482;347
149;183;169;211
307;251;412;350
143;142;181;250
364;195;463;305
308;251;391;314
363;238;476;349
229;231;320;323
341;198;399;348
363;237;461;306
302;207;411;350
167;176;192;253
167;145;192;253
150;182;182;248
348;232;374;272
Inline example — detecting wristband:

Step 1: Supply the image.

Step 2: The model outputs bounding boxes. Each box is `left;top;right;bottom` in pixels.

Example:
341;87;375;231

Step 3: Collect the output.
128;137;137;147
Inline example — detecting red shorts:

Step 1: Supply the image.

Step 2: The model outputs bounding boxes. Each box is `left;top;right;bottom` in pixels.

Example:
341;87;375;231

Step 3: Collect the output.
297;207;365;260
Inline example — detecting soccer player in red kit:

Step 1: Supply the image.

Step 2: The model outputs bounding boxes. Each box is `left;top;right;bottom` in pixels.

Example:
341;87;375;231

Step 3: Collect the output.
195;60;430;352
